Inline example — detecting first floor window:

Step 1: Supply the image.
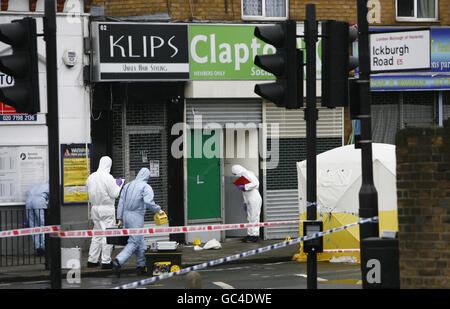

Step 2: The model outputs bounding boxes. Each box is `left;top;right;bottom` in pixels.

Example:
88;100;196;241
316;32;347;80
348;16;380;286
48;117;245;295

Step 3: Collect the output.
396;0;438;21
242;0;288;20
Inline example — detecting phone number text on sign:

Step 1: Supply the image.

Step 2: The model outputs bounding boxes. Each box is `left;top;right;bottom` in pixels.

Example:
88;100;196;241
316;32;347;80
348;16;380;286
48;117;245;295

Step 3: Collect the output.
0;73;37;122
0;114;37;121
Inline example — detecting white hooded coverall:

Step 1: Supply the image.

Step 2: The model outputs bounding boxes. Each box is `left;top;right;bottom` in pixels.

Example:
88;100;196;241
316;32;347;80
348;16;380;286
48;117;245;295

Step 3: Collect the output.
86;156;121;265
231;165;262;237
25;182;49;250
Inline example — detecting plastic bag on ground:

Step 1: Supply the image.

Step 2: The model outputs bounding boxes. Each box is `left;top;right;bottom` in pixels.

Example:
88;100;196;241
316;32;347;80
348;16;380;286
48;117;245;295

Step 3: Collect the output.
194;238;222;251
203;239;221;250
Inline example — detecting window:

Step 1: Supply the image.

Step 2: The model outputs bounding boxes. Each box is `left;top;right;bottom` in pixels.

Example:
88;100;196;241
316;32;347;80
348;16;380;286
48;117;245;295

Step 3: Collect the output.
241;0;288;21
396;0;438;22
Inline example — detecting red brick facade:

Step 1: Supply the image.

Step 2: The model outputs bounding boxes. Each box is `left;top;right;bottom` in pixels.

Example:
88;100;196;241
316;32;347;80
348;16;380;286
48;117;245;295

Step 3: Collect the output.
0;0;93;12
88;0;449;26
1;1;447;26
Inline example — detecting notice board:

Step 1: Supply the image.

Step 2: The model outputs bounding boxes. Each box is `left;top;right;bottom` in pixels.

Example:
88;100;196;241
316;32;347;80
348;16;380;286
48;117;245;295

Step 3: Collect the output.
0;145;48;205
61;144;92;204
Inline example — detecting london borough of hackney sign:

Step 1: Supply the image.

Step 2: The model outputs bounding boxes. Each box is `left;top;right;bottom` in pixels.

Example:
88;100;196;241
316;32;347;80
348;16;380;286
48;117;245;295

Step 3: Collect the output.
92;22;190;81
370;29;431;73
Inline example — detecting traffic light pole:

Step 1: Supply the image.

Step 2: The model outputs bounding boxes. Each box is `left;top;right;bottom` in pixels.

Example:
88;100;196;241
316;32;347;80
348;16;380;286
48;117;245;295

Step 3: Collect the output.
44;0;61;289
304;4;318;290
356;0;400;289
356;0;379;240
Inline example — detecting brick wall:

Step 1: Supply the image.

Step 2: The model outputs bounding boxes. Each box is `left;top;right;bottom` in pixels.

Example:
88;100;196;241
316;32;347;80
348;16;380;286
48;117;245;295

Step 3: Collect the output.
396;120;450;289
1;0;447;26
89;0;450;25
91;0;241;20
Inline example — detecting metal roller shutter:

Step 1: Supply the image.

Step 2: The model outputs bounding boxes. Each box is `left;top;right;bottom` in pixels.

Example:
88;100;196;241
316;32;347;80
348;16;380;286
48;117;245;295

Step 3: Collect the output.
263;189;300;240
186;99;262;127
263;102;344;240
444;91;450;121
112;88;169;224
264;102;343;138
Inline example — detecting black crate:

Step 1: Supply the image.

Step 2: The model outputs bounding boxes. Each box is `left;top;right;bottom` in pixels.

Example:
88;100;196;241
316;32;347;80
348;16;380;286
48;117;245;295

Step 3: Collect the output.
145;249;183;276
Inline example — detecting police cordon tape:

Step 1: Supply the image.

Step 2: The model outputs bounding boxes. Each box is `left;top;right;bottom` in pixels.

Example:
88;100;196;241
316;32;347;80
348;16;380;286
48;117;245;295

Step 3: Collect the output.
0;225;60;238
55;220;302;238
0;220;300;239
113;216;378;289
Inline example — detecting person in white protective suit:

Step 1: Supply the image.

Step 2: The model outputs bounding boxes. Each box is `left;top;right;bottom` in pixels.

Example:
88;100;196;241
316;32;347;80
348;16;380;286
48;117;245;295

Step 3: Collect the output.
112;167;163;277
86;156;122;269
231;165;262;243
25;182;49;256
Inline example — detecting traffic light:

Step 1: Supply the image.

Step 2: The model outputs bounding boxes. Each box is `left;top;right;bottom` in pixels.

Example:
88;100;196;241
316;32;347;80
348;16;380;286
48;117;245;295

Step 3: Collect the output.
349;77;361;119
254;20;303;109
0;17;40;114
321;20;358;108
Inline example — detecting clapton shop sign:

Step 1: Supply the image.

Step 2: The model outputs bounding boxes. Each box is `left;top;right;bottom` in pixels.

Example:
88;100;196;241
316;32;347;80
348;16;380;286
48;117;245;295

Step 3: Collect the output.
92;22;189;81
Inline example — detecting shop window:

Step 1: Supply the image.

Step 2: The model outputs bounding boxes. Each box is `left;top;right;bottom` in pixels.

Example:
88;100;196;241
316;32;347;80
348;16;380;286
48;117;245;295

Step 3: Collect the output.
370;91;445;144
371;92;400;145
241;0;288;21
396;0;438;22
402;91;436;127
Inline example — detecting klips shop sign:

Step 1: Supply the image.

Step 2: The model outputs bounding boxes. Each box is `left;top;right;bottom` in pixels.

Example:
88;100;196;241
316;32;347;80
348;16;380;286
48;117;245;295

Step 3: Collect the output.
92;22;190;81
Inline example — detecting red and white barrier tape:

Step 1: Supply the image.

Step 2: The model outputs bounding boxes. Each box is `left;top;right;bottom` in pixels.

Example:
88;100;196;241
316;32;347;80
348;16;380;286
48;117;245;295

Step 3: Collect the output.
0;226;60;238
0;220;300;239
56;220;301;238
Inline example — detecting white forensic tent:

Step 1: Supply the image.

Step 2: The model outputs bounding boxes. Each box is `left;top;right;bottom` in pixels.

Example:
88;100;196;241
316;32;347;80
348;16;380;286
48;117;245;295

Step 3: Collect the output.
294;143;398;262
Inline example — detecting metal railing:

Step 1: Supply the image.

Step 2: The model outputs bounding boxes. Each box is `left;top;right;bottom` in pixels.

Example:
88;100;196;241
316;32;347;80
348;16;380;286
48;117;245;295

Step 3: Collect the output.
0;208;47;267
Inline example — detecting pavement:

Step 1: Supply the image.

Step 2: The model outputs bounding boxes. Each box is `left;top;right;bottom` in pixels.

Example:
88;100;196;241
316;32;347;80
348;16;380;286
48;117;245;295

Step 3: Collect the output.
0;237;300;284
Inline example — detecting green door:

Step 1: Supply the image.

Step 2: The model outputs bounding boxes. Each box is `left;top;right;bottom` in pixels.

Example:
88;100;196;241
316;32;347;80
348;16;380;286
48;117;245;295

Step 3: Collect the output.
187;129;221;220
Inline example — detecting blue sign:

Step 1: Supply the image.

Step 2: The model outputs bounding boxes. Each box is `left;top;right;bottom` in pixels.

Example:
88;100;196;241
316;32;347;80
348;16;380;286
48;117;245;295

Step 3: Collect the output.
430;28;450;73
370;27;450;91
371;74;450;91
